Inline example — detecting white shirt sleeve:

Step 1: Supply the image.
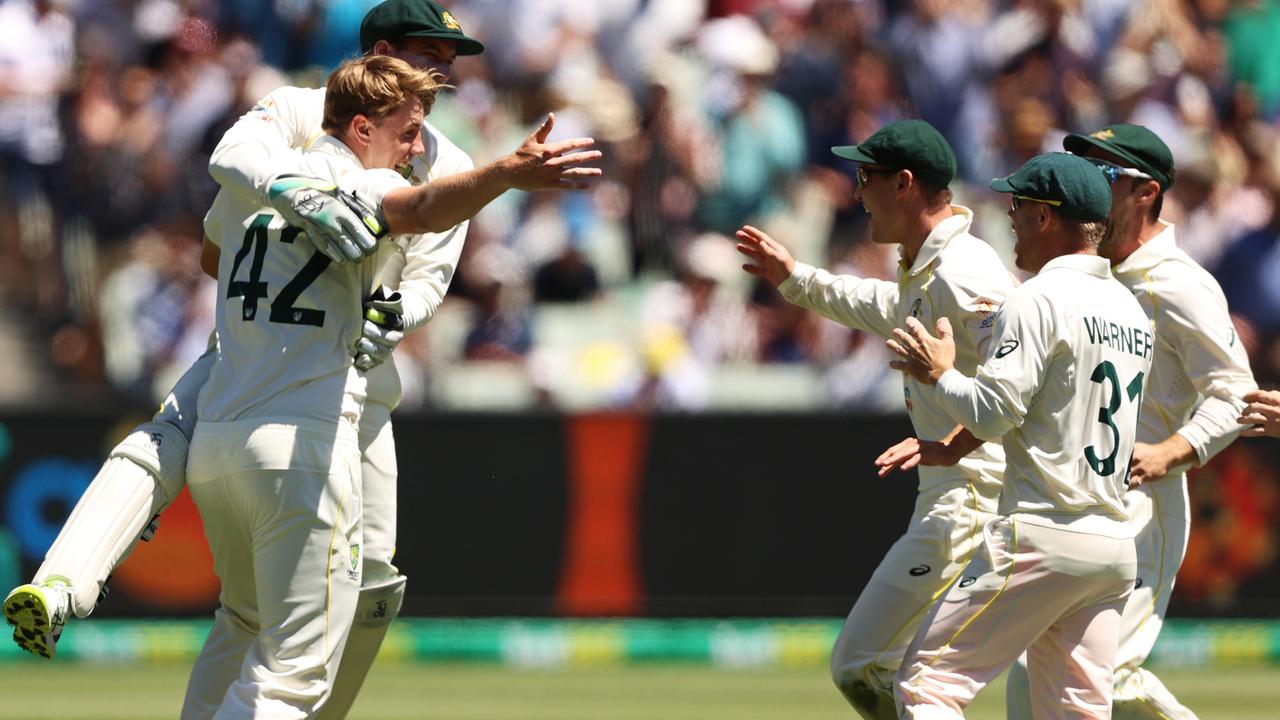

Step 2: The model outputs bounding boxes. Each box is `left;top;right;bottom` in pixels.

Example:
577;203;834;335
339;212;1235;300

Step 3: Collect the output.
386;222;469;331
208;86;327;207
382;123;475;330
935;290;1054;441
778;262;900;338
1163;281;1257;464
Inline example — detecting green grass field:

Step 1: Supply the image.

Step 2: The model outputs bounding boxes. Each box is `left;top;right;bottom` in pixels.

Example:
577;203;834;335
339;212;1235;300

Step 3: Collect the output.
0;662;1277;719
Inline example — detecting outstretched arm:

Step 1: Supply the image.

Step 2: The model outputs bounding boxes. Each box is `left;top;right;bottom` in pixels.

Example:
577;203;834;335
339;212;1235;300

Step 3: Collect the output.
736;224;900;338
875;425;984;477
381;113;602;236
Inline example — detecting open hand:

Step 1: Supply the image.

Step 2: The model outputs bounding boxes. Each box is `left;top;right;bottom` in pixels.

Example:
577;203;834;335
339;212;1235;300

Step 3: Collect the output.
1239;389;1280;438
887;316;956;385
734;225;796;287
502;113;603;191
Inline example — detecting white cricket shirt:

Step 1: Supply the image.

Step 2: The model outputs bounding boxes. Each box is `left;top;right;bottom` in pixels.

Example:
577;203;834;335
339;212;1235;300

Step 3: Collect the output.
1112;222;1255;468
780;206;1015;494
209;85;475;409
199;137;408;427
935;254;1153;535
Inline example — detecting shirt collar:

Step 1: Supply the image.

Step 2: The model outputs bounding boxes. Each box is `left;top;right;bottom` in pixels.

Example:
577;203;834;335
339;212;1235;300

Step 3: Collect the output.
308;135;364;167
1112;220;1176;274
901;205;974;276
1039;253;1113;279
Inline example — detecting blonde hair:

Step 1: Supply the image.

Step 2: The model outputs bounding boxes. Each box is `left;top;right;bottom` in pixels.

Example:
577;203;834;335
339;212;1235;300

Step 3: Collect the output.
322;55;443;134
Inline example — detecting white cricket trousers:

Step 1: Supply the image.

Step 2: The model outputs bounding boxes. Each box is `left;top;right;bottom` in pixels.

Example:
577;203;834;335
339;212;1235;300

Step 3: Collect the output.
831;480;998;718
182;418;363;720
1008;478;1196;720
897;516;1136;720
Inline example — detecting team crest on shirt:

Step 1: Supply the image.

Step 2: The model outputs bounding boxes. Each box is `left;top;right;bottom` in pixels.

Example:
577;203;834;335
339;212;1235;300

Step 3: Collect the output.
348;544;361;580
910;298;922;318
442;11;462;30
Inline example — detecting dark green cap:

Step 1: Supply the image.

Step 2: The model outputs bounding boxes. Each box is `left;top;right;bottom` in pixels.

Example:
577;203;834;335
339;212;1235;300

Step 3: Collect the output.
1063;123;1174;190
831;119;956;188
990;152;1112;222
360;0;485;56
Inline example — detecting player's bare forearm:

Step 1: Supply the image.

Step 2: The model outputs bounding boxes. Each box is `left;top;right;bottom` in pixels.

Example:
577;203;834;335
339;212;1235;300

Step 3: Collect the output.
941;425;984;460
1127;434;1196;488
383;113;601;236
874;426;978;477
382;169;508;235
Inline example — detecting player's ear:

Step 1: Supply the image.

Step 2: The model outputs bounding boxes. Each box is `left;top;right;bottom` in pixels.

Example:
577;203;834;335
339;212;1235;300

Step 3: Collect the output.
1136;179;1160;205
370;39;394;57
351;114;374;145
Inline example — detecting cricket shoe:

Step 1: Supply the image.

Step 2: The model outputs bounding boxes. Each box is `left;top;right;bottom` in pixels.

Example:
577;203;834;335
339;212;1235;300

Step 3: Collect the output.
4;583;70;659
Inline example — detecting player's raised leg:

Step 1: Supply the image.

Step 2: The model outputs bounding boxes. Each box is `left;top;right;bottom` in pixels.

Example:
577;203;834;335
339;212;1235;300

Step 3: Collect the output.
3;349;212;658
319;402;404;720
831;483;993;719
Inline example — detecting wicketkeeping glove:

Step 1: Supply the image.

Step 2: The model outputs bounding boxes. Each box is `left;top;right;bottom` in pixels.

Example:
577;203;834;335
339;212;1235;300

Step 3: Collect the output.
267;174;387;264
354;287;405;371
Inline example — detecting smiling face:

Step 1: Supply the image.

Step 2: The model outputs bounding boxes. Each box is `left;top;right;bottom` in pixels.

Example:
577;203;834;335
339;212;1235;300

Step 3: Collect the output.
357;97;426;171
853;165;903;245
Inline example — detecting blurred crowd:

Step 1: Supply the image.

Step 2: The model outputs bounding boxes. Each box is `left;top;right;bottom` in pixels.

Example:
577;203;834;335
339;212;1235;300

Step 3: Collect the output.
1;0;1279;412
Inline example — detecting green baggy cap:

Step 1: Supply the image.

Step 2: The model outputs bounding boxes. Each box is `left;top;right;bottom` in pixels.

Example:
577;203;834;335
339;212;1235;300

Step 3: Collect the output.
990;152;1112;222
831;119;956;188
1063;124;1174;190
361;0;485;56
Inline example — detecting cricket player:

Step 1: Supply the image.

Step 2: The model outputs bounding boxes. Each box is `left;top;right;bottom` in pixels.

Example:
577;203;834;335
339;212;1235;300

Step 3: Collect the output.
1239;389;1280;437
889;152;1149;719
735;119;1014;719
1000;124;1257;720
185;55;441;718
184;54;598;718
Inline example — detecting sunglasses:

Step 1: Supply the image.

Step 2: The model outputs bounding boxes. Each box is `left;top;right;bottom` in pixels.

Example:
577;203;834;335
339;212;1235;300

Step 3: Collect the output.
1087;158;1152;185
1010;195;1063;212
856;166;897;187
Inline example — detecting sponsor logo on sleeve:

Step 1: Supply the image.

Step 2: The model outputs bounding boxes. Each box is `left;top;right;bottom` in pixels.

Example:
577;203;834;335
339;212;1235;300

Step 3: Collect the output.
909;564;931;577
995;339;1020;358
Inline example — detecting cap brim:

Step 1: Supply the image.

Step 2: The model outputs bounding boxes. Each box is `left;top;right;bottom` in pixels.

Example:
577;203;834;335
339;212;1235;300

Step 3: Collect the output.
989;177;1016;193
403;30;485;56
1064;134;1152;179
831;145;876;163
